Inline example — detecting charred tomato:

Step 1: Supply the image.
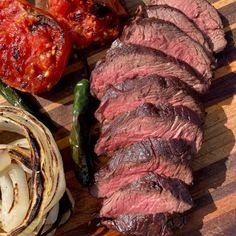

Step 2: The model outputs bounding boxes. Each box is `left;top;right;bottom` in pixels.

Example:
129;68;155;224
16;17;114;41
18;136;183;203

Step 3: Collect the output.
0;0;71;93
47;0;121;48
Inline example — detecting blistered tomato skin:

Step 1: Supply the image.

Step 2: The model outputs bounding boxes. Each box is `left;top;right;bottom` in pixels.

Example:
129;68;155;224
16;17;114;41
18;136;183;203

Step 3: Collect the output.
48;0;120;48
0;0;71;94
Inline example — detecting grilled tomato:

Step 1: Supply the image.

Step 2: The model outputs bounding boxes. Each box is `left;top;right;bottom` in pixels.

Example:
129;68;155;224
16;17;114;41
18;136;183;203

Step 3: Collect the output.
47;0;121;48
0;0;71;93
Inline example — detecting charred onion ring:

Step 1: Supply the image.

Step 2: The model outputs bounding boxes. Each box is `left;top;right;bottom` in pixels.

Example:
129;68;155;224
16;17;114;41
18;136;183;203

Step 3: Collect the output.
0;106;73;236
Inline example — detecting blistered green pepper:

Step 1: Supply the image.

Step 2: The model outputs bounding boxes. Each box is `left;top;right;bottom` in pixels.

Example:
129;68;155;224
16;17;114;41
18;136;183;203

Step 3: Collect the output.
0;81;57;132
0;81;31;111
69;79;92;185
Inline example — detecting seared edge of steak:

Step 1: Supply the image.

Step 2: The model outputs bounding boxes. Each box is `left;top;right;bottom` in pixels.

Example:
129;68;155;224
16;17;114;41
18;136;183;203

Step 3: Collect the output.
121;18;213;79
102;213;173;236
102;213;186;236
90;41;210;99
92;138;193;198
148;0;227;52
95;75;205;123
95;103;203;155
139;4;211;55
100;172;193;217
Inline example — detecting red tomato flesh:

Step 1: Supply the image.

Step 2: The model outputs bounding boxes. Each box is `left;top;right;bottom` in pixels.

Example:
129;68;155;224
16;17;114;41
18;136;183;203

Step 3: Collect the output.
47;0;120;48
0;0;71;93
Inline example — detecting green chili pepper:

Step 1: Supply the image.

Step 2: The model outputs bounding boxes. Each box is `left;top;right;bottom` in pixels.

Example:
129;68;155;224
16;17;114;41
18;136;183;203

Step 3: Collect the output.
0;81;57;132
0;81;32;111
69;79;92;185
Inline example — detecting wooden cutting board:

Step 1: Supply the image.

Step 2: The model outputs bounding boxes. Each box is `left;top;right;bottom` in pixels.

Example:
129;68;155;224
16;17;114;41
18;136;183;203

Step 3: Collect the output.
1;0;236;235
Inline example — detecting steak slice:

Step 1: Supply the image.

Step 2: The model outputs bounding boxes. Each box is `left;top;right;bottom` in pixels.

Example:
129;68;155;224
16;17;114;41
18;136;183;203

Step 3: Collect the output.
147;0;227;53
102;213;173;236
121;18;212;79
93;138;193;198
140;5;211;54
95;75;205;123
95;103;203;155
90;41;210;99
100;172;193;217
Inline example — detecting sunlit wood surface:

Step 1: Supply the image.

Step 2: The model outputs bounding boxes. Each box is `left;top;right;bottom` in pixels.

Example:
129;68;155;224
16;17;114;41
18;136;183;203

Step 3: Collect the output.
1;0;236;235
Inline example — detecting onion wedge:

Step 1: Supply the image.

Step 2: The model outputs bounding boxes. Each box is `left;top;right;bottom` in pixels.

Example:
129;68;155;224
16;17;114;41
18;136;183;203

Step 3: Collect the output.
0;106;73;235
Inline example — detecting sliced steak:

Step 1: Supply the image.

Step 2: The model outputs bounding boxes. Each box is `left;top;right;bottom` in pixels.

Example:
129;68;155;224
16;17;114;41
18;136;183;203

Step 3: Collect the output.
121;18;212;79
90;41;210;99
147;0;227;53
93;138;193;198
95;75;205;123
139;5;211;54
95;103;203;155
102;213;173;236
100;172;193;217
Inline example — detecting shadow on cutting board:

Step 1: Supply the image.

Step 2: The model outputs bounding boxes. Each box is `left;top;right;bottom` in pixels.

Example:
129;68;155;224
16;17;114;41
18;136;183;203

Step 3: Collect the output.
175;12;236;235
176;96;235;235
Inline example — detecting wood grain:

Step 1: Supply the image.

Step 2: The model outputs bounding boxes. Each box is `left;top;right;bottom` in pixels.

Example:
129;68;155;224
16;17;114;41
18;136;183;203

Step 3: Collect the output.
1;0;236;235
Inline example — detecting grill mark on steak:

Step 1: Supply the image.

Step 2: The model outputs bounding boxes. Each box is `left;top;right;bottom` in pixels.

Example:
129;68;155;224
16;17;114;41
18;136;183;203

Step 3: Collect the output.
121;18;213;79
90;41;210;99
148;0;227;53
95;75;205;123
92;138;193;198
100;172;193;218
95;103;203;155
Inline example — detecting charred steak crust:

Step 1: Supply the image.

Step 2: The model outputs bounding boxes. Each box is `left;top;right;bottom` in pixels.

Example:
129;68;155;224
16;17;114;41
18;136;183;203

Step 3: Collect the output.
102;103;203;135
140;4;211;55
126;173;191;203
148;0;227;53
93;138;193;198
102;213;173;236
96;75;205;123
90;41;210;99
121;18;213;79
108;138;193;168
100;173;193;217
95;103;203;155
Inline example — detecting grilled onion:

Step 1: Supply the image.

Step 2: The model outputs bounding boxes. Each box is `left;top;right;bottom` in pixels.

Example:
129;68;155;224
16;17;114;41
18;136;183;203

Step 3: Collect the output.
0;106;72;235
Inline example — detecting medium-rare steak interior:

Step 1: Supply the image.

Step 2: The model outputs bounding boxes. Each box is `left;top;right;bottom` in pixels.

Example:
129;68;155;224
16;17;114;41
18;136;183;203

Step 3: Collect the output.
121;18;213;79
95;75;205;123
90;41;210;99
95;103;203;155
100;172;193;217
90;0;226;234
147;0;227;53
93;138;193;198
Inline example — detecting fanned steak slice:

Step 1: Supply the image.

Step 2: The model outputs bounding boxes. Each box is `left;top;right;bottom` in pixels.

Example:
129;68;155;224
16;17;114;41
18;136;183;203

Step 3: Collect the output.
102;213;173;236
95;103;203;155
147;0;227;53
93;138;193;198
140;5;211;54
90;42;210;99
121;18;212;79
100;172;193;217
95;75;205;123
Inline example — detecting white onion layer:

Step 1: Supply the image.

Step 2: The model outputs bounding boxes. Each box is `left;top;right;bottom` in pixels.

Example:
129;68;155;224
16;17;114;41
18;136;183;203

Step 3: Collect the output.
0;106;68;236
